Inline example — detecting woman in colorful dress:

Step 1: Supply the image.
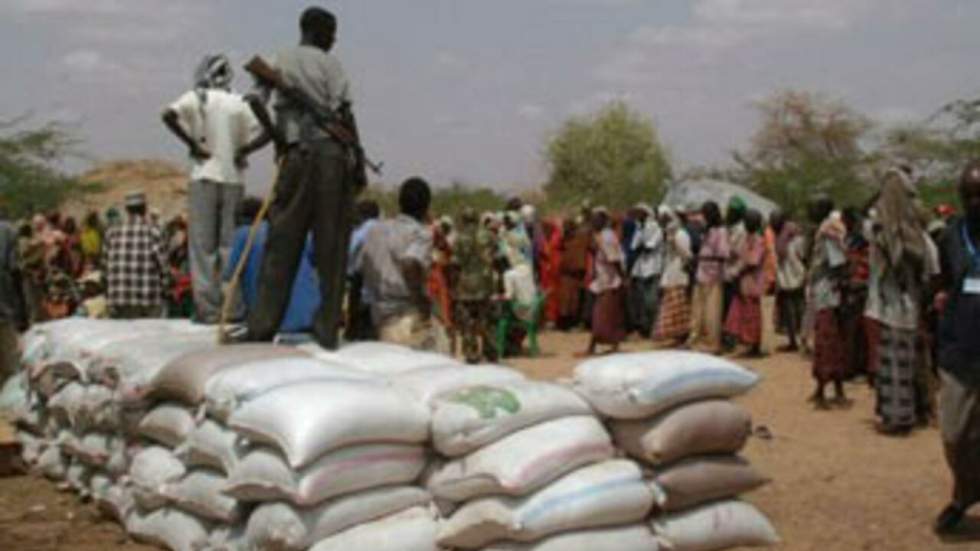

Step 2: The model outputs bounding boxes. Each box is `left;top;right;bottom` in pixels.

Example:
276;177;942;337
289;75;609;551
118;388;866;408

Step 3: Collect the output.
580;208;626;356
654;207;692;346
724;209;767;357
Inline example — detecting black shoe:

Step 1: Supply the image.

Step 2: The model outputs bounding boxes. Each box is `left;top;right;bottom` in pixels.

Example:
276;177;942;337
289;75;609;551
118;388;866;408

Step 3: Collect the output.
934;504;965;535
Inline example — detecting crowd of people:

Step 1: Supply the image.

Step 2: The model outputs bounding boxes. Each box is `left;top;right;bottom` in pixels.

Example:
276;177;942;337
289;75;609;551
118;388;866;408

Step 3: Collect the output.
0;5;977;536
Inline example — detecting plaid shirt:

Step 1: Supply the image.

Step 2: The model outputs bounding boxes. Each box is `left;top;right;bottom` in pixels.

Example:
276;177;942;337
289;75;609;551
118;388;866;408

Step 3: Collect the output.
105;217;168;309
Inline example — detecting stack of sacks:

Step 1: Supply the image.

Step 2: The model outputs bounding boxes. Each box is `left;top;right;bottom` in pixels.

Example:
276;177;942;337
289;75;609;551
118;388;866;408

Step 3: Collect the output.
12;320;217;529
573;351;779;551
122;344;312;551
230;373;435;551
428;379;658;550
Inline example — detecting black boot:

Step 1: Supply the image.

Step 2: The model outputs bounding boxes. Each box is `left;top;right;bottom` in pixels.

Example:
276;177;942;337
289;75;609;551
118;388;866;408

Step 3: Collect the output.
934;504;965;535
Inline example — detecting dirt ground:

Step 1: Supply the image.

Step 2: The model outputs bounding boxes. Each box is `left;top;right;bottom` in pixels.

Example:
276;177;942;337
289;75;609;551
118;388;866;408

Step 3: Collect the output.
1;330;978;550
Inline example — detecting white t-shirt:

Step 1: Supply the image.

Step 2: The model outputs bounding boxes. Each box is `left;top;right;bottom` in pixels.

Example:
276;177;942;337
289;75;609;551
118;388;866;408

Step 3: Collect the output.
169;89;259;185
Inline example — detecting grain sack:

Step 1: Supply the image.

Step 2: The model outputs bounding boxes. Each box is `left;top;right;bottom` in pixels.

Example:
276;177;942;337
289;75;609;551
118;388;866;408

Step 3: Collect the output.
483;525;659;551
331;341;460;376
126;508;211;551
0;370;28;413
138;403;196;448
65;460;92;496
651;456;770;512
130;446;186;510
17;431;44;466
612;401;751;466
652;500;779;551
428;416;614;502
95;335;216;399
68;432;115;467
78;384;116;430
37;445;66;480
229;380;430;468
146;344;309;405
438;459;654;549
204;357;379;421
96;480;135;522
175;418;243;474
226;444;428;505
394;365;525;406
432;381;594;457
244;485;431;551
309;506;439;551
47;381;85;425
573;351;759;419
160;469;242;523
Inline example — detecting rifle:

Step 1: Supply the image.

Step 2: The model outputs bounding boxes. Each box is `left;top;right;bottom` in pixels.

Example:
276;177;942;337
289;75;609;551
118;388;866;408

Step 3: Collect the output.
243;56;383;182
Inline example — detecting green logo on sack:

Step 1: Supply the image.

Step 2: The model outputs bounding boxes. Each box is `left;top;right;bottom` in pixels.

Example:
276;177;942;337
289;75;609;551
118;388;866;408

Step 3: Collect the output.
450;386;521;419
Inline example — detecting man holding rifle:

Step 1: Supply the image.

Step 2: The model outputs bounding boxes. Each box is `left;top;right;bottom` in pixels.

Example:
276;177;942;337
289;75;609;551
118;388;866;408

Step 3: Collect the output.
231;6;368;349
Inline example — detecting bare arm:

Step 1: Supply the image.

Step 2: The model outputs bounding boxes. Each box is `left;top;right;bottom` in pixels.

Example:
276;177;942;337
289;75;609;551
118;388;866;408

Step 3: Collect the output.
161;109;210;160
244;93;284;156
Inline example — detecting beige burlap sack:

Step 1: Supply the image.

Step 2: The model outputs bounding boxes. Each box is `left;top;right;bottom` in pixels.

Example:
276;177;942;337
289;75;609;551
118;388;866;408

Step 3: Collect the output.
651;456;769;512
612;400;751;466
147;344;309;405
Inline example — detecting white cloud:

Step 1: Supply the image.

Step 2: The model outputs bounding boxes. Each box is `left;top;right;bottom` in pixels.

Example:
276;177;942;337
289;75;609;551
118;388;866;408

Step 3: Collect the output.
518;103;545;121
435;51;470;72
693;0;880;30
60;49;125;76
4;0;128;14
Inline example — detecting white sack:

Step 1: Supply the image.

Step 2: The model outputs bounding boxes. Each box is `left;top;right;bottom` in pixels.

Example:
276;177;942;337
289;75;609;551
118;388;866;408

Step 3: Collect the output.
393;365;525;406
64;460;92;497
130;446;186;510
93;478;135;522
330;341;460;375
78;384;116;430
652;500;780;551
204;357;378;421
92;334;215;398
0;371;28;414
68;432;115;467
147;344;309;405
175;419;243;474
138;403;196;448
245;485;431;551
484;525;660;551
37;445;66;480
309;506;440;551
572;351;759;419
17;431;44;465
160;469;242;524
226;444;427;506
438;459;655;549
229;380;430;468
126;508;211;551
429;416;614;502
432;381;594;457
47;382;85;425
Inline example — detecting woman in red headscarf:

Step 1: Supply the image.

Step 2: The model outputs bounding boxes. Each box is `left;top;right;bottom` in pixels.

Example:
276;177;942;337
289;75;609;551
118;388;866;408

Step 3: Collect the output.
541;220;562;324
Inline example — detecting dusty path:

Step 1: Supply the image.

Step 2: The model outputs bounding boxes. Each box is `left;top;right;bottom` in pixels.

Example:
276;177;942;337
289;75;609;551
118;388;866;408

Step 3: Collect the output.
1;330;978;550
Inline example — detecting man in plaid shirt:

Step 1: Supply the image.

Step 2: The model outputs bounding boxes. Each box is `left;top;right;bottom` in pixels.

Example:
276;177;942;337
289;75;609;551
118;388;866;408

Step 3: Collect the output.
104;192;169;319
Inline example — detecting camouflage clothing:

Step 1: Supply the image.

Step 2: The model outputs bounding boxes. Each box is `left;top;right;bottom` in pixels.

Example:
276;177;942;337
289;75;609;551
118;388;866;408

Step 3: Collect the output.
452;221;497;363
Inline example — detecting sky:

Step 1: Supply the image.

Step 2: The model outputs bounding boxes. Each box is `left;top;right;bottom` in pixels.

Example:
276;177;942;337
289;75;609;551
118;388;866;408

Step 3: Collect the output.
2;0;979;193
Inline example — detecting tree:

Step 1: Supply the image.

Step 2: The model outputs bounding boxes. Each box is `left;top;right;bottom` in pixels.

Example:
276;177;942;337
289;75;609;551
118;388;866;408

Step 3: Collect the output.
734;90;874;217
543;101;672;211
0;118;100;219
877;96;980;208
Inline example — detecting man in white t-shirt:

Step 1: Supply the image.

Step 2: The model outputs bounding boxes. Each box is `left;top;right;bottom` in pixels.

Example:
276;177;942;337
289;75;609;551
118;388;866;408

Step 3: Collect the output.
162;54;264;323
